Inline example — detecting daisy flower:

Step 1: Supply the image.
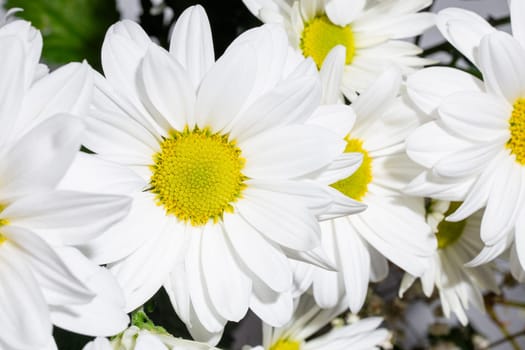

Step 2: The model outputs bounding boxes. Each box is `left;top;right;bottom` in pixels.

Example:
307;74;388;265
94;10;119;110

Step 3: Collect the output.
0;21;131;349
399;200;499;325
61;5;365;344
84;326;218;350
405;0;525;277
242;0;435;99
295;52;436;313
242;295;389;350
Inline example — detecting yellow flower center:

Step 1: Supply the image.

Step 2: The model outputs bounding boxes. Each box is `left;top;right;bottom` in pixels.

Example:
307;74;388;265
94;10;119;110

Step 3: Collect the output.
0;217;8;245
433;202;467;250
300;15;356;69
149;127;246;226
507;98;525;165
270;339;301;350
330;137;373;202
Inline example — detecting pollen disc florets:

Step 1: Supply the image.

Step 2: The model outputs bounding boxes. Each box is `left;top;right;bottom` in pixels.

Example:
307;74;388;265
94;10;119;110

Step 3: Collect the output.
300;15;356;69
507;98;525;165
149;127;246;226
331;137;372;201
270;339;301;350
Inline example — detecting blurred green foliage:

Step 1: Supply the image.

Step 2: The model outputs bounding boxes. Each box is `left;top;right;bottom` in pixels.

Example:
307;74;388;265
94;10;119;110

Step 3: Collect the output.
5;0;119;71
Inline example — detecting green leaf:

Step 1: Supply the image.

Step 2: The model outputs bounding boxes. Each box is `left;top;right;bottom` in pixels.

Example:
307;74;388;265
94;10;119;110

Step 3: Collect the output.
5;0;119;71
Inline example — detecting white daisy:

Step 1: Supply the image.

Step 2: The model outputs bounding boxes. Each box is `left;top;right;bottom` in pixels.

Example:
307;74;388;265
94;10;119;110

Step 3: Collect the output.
242;0;435;100
405;1;525;277
399;200;499;325
0;21;131;349
84;326;218;350
295;53;436;313
243;295;389;350
61;5;365;344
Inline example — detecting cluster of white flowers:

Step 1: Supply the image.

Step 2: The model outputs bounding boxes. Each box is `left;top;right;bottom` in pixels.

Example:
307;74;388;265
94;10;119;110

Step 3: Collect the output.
0;0;522;349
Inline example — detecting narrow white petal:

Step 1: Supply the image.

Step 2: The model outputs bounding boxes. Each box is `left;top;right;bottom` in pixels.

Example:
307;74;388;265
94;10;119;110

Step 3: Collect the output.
140;44;196;131
223;213;292;293
5;190;131;246
0;115;84;198
201;224;251;321
319;46;346;104
510;0;525;47
250;279;293;327
17;62;92;137
325;0;365;25
478;31;525;103
0;245;53;349
235;188;321;251
437;8;495;64
3;226;94;307
169;5;215;90
241;125;345;179
333;217;370;313
307;104;355;140
407;66;484;115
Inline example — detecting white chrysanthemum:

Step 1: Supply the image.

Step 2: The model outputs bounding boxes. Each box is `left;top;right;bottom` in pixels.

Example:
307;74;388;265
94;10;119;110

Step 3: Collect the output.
405;0;525;278
61;5;366;344
399;200;499;325
292;52;436;312
84;326;219;350
243;295;389;350
242;0;435;99
0;21;131;350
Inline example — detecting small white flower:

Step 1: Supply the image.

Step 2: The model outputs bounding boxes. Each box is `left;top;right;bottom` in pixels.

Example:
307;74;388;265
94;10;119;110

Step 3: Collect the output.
84;326;219;350
293;52;436;313
0;20;131;349
244;295;389;350
61;5;365;344
405;0;525;276
242;0;435;100
399;200;499;325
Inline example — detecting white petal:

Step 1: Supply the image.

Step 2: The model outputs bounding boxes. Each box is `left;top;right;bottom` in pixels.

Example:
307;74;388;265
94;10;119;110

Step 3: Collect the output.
77;192;166;264
510;241;525;282
333;217;370;313
352;68;402;136
356;196;435;277
17;62;92;138
101;20;151;107
169;5;214;90
406;121;472;169
185;233;226;332
83;338;112;350
140;44;196;131
235;188;321;251
0;36;25;145
325;0;365;25
110;219;187;312
478;31;525;103
50;248;128;336
230;73;321;142
201;224;251;321
59;152;146;195
480;159;523;246
135;333;168;350
250;279;293;327
433;143;500;179
307;104;355;140
224;24;290;104
404;170;474;201
223;213;292;293
194;40;257;132
0;115;84;198
407;67;484;115
0;245;53;350
436;8;495;64
4;190;131;246
164;264;191;325
320;46;346;104
510;0;525;47
241;125;345;179
445;154;497;222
